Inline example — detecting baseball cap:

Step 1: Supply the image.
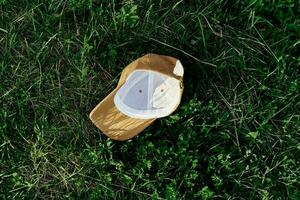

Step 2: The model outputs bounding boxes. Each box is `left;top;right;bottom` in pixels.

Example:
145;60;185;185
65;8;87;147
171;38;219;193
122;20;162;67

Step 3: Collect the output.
89;53;184;141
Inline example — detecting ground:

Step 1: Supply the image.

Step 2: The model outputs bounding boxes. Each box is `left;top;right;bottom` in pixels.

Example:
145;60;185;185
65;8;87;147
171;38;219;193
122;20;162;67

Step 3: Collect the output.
0;0;299;199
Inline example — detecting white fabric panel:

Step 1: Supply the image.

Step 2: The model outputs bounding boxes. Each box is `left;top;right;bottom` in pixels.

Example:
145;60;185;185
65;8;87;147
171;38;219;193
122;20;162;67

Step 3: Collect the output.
122;74;149;110
173;60;184;76
114;70;181;119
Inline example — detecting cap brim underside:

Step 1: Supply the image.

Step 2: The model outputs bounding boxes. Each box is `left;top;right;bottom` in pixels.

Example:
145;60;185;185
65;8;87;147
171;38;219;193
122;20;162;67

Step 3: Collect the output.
89;88;155;141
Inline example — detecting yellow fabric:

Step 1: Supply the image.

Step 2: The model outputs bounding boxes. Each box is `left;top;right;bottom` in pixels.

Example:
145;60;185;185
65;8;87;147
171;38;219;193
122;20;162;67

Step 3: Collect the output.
89;53;183;141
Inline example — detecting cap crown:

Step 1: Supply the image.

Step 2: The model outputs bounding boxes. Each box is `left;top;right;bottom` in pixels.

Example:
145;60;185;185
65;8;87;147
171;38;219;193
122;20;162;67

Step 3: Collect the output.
114;69;182;119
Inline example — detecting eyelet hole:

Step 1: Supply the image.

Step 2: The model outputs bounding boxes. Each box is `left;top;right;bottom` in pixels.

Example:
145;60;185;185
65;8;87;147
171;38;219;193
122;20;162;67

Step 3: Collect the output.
139;89;142;93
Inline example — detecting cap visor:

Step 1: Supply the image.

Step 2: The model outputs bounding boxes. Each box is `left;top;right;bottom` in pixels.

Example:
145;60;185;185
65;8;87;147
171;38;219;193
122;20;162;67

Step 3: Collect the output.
89;87;155;141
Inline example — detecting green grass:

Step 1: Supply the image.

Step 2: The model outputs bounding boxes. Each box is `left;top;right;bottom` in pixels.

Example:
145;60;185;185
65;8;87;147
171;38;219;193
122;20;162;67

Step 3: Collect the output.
0;0;299;199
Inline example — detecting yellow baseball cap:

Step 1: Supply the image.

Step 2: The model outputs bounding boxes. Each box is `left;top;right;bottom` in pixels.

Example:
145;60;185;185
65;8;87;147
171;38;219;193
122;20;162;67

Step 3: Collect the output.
89;54;184;141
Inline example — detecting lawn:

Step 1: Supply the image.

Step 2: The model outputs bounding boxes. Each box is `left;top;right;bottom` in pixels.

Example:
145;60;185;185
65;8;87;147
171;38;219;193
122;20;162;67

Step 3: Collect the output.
0;0;299;199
